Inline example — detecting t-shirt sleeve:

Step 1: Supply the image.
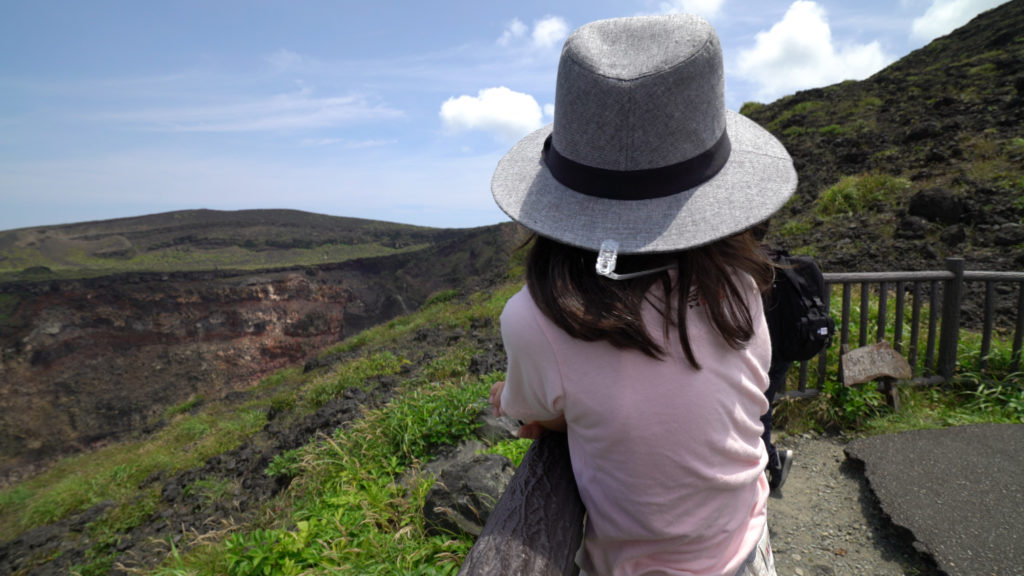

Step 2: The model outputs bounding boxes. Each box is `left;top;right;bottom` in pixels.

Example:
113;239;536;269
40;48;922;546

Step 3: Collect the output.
499;289;565;423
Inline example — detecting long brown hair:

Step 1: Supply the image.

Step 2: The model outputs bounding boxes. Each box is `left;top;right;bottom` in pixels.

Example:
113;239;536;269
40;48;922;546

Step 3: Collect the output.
525;232;773;368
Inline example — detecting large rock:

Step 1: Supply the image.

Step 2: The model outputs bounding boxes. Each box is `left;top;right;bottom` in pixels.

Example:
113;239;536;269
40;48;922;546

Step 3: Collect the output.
422;442;515;537
907;188;964;225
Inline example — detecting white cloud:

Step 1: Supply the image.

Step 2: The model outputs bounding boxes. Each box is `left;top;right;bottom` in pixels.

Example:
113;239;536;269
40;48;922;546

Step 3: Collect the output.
532;16;569;49
910;0;1008;42
497;16;568;50
498;18;528;46
736;1;891;102
439;86;544;142
97;88;403;132
658;0;725;18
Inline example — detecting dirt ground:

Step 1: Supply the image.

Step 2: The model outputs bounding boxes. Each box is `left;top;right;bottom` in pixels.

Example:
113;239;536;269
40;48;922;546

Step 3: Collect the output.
768;432;941;576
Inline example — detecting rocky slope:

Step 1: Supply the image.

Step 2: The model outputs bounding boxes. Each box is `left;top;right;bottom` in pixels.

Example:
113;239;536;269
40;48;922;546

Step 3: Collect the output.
744;0;1024;275
0;321;946;576
0;221;527;483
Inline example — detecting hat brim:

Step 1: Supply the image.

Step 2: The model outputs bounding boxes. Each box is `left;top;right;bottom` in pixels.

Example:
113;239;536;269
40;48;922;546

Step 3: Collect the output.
491;110;797;254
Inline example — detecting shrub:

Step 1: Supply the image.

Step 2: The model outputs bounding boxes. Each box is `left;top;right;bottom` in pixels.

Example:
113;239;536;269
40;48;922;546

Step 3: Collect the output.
306;351;407;407
815;173;909;217
423;289;459;308
812;380;888;430
818;124;847;136
739;101;764;116
776;219;813;238
783;126;809;138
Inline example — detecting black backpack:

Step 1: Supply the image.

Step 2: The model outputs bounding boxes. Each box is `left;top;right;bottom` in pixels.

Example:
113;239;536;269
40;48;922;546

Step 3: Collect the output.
764;249;835;362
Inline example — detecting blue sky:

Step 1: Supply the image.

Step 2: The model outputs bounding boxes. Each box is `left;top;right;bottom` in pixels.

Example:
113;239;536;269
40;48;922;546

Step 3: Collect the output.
0;0;1010;232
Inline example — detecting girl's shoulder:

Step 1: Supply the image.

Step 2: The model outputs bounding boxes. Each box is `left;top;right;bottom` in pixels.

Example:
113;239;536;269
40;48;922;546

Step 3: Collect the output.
500;286;543;333
502;284;535;314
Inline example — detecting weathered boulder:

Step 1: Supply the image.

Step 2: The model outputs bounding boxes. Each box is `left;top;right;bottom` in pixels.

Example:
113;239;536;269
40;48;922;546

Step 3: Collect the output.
907;188;964;225
422;442;515;537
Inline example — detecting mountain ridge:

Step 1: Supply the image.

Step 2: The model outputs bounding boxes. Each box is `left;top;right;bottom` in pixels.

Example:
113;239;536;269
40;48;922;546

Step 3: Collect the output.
0;208;481;282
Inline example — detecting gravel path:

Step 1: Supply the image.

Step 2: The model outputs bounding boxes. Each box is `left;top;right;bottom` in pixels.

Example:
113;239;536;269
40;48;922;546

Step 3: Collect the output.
768;433;941;576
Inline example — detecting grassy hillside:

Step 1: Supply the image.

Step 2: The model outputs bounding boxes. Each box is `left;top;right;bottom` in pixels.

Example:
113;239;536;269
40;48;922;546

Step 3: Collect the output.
0;209;467;281
1;260;1020;575
0;259;526;574
742;0;1024;273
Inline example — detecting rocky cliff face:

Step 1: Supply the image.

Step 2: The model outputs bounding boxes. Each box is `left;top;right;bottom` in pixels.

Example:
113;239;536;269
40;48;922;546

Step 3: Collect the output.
0;223;526;483
0;269;349;478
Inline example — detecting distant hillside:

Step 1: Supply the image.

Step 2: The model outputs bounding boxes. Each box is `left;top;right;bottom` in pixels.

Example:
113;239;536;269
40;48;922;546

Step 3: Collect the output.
0;209;470;281
0;211;527;479
743;0;1024;274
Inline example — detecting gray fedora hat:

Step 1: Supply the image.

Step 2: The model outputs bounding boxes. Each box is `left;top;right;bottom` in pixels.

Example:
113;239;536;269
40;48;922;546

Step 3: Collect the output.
491;14;796;254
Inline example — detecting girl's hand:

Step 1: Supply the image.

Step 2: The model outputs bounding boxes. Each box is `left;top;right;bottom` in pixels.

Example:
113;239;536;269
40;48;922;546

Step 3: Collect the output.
489;380;506;416
518;415;568;439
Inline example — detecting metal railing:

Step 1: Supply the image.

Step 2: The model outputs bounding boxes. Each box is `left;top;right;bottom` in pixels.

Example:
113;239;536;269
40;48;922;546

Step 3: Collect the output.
787;258;1024;396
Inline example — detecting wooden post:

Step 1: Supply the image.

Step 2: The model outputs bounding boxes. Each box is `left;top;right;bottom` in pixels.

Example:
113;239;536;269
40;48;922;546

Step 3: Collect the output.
1012;285;1024;372
937;258;965;382
459;432;586;576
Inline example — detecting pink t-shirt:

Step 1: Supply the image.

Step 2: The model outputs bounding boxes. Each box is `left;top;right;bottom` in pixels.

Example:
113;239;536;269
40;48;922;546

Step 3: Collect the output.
499;275;771;576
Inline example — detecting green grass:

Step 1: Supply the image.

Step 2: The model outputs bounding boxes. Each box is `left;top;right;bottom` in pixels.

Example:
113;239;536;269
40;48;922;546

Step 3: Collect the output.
305;351;409;408
0;293;19;325
739;101;765;116
765;100;824;133
2;272;1021;574
818;124;847;136
163;395;203;418
172;365;505;575
0;241;431;282
776;218;814;238
960;134;1024;194
0;402;269;541
815;173;910;218
860;382;1023;435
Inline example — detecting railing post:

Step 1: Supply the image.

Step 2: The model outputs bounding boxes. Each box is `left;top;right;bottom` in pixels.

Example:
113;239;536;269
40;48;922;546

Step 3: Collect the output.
877;281;888;344
937;258;965;382
816;282;832;387
859;281;870;347
980;280;995;372
926;280;940;373
1012;285;1024;372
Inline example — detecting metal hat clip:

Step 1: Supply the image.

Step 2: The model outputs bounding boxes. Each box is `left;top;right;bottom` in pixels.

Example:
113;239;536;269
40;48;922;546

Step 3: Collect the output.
595;239;673;280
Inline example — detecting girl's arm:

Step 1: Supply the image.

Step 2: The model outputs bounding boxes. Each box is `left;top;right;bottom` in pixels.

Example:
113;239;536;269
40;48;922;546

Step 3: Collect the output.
490;380;567;438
